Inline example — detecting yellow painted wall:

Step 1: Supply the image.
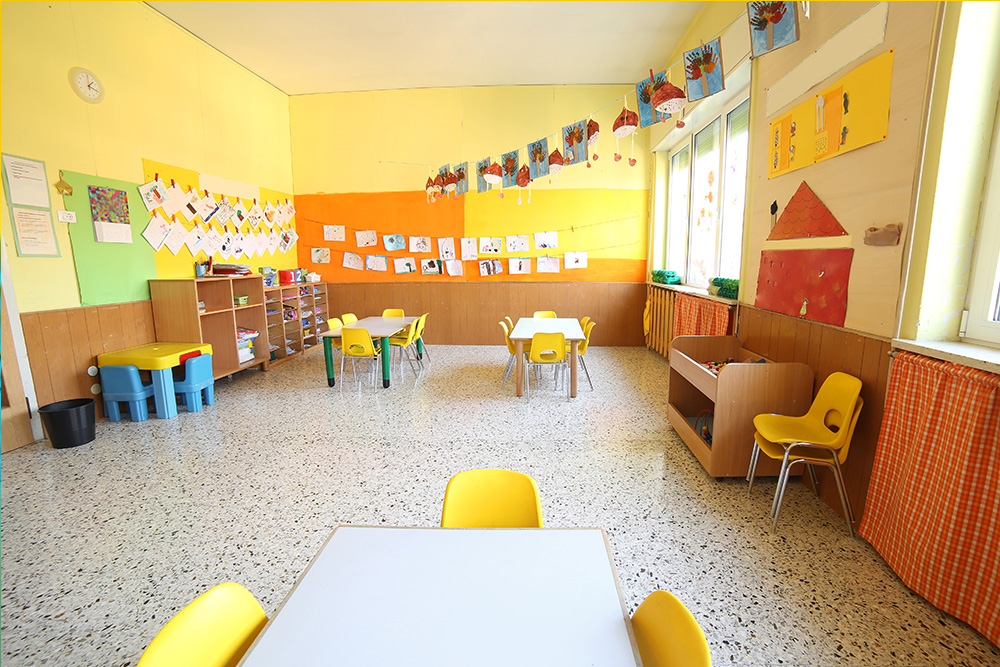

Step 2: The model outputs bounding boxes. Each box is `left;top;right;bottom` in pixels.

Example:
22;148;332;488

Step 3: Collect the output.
0;1;292;312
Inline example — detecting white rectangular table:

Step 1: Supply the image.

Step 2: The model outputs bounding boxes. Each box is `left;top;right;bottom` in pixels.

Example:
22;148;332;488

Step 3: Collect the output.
509;317;586;397
238;526;641;666
319;316;417;388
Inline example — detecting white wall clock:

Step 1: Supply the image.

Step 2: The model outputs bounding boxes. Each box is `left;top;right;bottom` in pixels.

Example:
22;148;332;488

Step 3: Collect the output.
68;67;104;104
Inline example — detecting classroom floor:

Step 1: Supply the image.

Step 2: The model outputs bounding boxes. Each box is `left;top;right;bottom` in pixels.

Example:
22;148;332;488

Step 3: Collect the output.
1;345;998;666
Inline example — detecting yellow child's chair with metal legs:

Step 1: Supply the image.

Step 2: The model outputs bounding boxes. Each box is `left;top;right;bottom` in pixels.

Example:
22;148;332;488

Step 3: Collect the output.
326;317;344;363
533;310;557;318
567;320;596;390
499;320;530;390
339;327;381;389
382;308;404;317
525;332;569;398
341;312;358;325
747;372;864;536
441;469;543;527
137;582;267;667
631;590;712;667
388;317;421;377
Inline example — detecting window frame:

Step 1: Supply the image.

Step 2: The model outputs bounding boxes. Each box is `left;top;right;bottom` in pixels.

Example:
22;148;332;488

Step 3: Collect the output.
964;106;1000;346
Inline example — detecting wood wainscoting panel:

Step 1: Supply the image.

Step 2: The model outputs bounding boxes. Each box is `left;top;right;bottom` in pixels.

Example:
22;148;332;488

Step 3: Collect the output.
736;305;891;525
21;301;157;417
324;282;645;346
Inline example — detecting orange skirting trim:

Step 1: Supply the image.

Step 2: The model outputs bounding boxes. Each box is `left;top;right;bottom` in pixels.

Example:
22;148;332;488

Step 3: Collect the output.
859;351;1000;646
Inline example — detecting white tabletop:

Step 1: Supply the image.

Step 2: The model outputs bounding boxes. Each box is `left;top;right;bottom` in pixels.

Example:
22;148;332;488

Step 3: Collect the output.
509;317;585;342
320;315;416;339
239;526;640;666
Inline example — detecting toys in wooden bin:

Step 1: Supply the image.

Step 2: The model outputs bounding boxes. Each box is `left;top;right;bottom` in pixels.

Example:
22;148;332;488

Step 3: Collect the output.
694;409;714;444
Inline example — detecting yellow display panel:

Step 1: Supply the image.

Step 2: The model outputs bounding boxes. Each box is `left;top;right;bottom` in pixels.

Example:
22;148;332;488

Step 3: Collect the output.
768;50;893;179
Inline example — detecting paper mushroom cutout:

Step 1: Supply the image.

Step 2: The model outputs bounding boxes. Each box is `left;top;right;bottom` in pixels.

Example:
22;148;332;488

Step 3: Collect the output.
443;171;458;199
483;162;503;197
516;164;532;205
612;108;639;162
650;69;686;115
425;177;435;204
587;119;600;166
548;149;564;184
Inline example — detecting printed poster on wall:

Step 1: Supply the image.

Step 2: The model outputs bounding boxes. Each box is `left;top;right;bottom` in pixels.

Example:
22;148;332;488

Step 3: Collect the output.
11;208;59;257
88;186;132;243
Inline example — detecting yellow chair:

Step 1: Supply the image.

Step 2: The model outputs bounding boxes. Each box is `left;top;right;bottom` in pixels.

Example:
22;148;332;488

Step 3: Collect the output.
499;320;531;390
631;590;711;667
503;315;515;331
747;372;864;536
533;310;557;318
568;320;596;390
341;313;358;325
525;331;569;398
326;316;344;362
382;308;404;317
414;312;430;363
580;316;591;329
441;469;543;528
137;583;267;667
340;327;381;389
388;317;421;377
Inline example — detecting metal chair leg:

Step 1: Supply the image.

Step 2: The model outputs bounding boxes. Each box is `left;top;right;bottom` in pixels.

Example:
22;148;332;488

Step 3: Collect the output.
501;354;515;389
579;355;593;390
807;464;820;496
831;458;856;536
747;442;762;492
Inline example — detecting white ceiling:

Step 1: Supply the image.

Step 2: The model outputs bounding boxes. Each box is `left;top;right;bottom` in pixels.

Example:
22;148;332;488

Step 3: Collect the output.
146;1;705;95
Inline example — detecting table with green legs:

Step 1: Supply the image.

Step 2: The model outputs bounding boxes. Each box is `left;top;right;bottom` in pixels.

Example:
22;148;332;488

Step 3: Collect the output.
320;316;418;388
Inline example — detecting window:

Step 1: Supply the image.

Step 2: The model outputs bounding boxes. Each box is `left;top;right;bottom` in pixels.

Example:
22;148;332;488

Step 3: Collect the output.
964;106;1000;346
664;96;750;288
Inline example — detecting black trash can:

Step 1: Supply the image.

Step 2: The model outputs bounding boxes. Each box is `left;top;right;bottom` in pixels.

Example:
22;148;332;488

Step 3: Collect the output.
38;398;96;449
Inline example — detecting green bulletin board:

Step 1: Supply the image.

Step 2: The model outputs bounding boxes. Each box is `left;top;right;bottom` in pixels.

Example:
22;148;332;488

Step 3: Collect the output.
61;170;157;306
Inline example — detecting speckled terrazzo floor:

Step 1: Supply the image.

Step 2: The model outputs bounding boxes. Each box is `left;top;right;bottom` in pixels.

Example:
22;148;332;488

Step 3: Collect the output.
2;346;998;666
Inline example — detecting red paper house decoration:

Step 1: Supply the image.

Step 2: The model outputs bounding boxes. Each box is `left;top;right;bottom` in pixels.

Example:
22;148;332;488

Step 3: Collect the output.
768;181;847;240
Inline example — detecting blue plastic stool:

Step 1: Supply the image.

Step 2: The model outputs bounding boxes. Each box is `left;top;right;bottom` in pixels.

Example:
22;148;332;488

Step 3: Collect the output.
99;365;155;422
174;354;215;412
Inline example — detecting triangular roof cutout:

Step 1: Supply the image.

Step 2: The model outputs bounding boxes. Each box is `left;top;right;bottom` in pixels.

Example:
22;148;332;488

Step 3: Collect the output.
767;181;848;240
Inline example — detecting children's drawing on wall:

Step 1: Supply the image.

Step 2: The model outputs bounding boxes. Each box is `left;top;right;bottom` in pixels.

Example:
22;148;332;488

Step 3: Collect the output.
445;259;464;276
356;230;377;247
264;201;278;227
195;193;219;223
383;233;405;251
267;229;280;254
409;236;431;253
479;237;502;255
748;1;799;58
565;251;588;269
138;178;168;211
453;162;469;196
509;258;531;275
343;251;364;270
279;227;298;253
142;212;170;251
476;158;492;193
479;259;503;277
179;189;200;222
528;138;549;179
506;235;529;253
421;259;442;275
636;71;669;128
537;256;560;273
534;231;558;249
438;237;456;260
366;254;388;271
311;247;331;264
754;248;853;327
502;150;519;189
88;186;132;243
246;202;265;229
324;224;345;242
562;120;588;166
394;257;417;274
218;228;234;258
214;197;235;225
684;39;725;103
461;237;478;261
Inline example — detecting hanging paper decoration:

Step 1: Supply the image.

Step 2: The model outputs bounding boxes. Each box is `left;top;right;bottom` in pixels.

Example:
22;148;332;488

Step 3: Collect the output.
548;149;564;184
748;1;799;58
637;71;670;128
443;170;458;199
454;163;469;196
425;176;435;204
684;39;725;103
476;158;492;194
528;138;549;179
612;107;639;163
516;164;532;205
432;174;444;201
650;69;686;115
562;120;587;166
586;119;600;167
482;162;503;197
501;150;519;190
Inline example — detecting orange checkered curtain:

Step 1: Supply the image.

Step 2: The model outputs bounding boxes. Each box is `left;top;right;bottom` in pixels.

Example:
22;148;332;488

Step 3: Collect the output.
672;294;732;338
860;351;1000;645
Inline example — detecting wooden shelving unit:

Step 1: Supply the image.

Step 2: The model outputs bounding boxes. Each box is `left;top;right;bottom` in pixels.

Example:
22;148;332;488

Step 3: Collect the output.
264;282;328;366
149;275;268;379
667;335;814;478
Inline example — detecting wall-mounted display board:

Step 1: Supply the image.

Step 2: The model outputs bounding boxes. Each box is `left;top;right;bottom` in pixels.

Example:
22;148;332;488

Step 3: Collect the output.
61;171;157;306
768;50;893;179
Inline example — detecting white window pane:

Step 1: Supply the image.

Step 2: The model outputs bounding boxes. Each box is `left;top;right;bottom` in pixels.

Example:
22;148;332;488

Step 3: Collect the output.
688;118;722;288
667;147;690;275
719;99;750;280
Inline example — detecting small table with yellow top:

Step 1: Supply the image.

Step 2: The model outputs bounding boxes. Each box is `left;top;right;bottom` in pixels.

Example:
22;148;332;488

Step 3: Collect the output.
97;342;212;419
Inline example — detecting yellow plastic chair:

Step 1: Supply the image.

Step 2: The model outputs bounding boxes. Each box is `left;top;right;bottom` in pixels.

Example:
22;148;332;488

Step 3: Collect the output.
441;469;543;528
747;372;864;536
382;308;404;317
388;317;421;377
503;315;515;331
631;590;712;667
533;310;557;318
567;320;596;390
414;312;431;363
525;331;569;398
341;313;358;325
340;327;381;389
580;316;591;329
499;320;531;390
137;583;267;667
326;316;344;361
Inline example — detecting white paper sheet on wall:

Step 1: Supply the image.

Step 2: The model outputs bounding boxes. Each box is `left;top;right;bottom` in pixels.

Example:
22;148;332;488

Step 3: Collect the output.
356;230;377;247
324;224;345;242
438;237;456;260
460;237;478;261
343;251;364;270
160;184;187;218
409;236;431;253
445;259;464;276
534;231;559;249
506;235;529;253
564;251;588;269
537;256;560;273
162;220;189;255
509;258;531;274
142;212;171;250
394;257;417;274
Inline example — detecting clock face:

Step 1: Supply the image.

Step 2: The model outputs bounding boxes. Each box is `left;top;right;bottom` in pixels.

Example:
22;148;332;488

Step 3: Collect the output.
68;67;104;103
